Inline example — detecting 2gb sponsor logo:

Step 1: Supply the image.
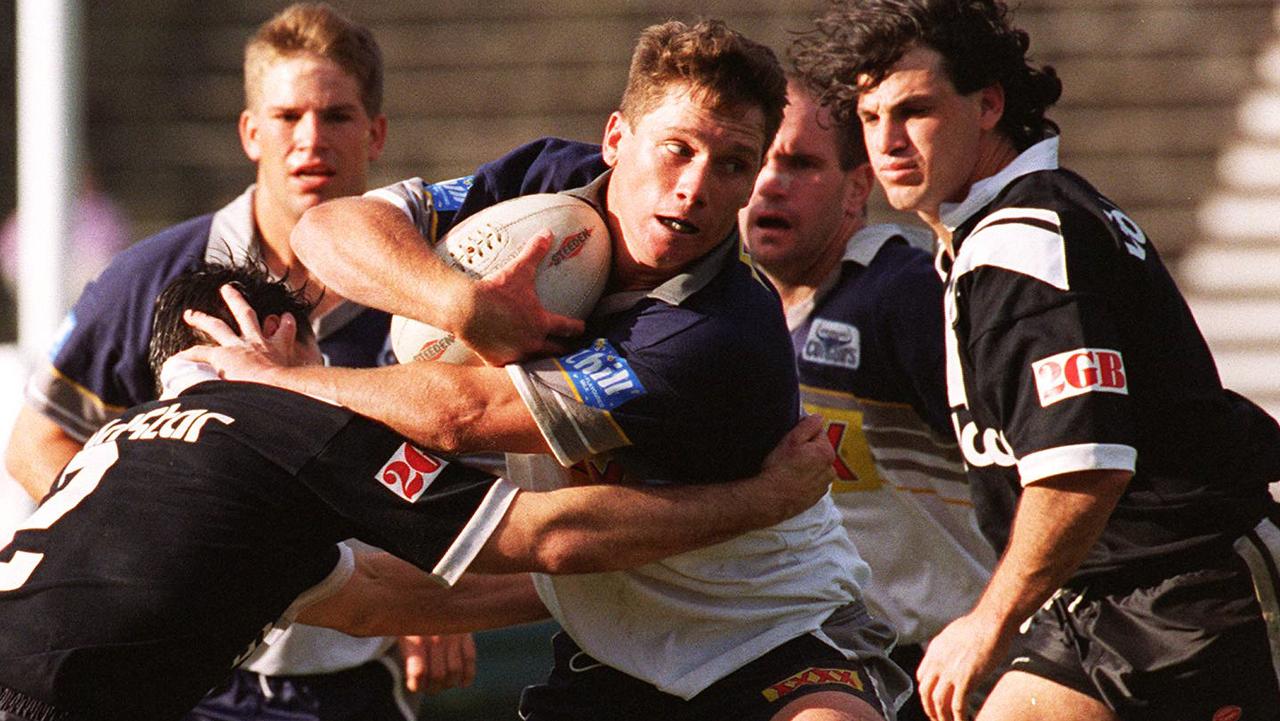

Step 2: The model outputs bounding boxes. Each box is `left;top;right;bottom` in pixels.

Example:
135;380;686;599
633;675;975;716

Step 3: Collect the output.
1032;348;1127;407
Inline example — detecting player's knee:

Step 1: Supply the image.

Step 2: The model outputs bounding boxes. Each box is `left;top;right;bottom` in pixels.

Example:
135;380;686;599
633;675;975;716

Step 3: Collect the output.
769;690;886;721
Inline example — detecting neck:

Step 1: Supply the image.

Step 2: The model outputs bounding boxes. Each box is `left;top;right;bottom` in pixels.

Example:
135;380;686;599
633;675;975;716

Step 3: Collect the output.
764;221;858;314
252;192;302;282
924;134;1022;259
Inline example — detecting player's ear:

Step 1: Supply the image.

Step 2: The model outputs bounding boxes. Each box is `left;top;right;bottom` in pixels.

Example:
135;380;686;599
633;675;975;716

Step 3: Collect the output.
843;163;875;220
260;314;281;337
239;110;262;162
977;83;1005;132
366;114;388;162
601;111;627;168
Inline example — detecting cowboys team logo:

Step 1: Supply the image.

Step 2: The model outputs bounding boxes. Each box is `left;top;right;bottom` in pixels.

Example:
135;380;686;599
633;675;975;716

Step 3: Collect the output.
803;318;860;370
376;443;449;503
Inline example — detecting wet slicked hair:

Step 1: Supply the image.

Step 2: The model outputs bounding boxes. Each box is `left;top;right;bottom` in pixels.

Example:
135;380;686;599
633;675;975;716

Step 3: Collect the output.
620;19;788;154
244;2;384;115
148;260;316;394
790;0;1061;151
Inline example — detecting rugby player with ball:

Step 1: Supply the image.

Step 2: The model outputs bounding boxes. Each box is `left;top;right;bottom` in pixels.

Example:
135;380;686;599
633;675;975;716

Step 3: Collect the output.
187;18;908;721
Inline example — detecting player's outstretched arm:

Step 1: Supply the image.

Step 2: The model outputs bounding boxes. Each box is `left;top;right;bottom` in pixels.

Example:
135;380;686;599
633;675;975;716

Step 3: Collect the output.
180;285;552;454
301;416;835;637
473;414;836;575
293;197;582;364
298;553;549;637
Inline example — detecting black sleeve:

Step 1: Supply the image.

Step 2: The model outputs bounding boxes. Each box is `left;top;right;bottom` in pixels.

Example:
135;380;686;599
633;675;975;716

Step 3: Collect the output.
296;415;514;584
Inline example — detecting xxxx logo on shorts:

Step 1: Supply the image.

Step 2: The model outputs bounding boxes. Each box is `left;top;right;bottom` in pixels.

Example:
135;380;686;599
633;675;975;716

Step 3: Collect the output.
761;667;865;702
376;443;449;503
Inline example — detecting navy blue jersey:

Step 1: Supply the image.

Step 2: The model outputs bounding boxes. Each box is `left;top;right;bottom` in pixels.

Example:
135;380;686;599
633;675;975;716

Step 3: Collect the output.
0;381;506;721
509;173;799;484
940;138;1280;580
26;189;391;441
796;232;952;435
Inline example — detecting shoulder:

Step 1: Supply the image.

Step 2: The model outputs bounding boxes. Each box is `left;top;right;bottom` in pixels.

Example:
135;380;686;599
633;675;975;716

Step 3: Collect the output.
97;214;214;288
954;169;1136;292
458;137;607;222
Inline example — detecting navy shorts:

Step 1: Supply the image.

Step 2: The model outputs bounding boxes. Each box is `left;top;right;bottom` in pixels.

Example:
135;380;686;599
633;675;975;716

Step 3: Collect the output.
519;605;906;721
1003;518;1280;721
182;657;413;721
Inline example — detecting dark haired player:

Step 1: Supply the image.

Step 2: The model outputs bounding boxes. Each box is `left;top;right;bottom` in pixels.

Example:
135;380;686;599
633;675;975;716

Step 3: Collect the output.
791;1;1280;720
0;262;837;721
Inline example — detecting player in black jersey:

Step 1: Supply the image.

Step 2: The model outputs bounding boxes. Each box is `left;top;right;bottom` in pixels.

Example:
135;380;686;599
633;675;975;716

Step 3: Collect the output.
793;2;1280;721
0;262;836;721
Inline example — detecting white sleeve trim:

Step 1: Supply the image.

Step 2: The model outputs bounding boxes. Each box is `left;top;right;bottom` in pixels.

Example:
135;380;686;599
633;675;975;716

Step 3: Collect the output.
506;364;578;467
430;478;521;587
270;543;357;641
363;180;421;220
1018;443;1137;486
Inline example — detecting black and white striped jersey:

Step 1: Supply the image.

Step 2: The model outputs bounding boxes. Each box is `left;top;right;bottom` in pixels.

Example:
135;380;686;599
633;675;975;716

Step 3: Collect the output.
938;137;1280;581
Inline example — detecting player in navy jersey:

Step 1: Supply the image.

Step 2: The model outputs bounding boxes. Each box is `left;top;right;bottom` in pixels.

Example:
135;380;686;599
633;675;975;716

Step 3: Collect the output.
188;19;907;721
0;261;839;721
740;76;996;721
792;2;1280;720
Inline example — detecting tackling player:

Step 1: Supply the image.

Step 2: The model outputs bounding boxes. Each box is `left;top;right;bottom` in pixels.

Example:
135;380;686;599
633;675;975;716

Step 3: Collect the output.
792;1;1280;720
187;19;909;721
0;261;838;721
740;76;997;721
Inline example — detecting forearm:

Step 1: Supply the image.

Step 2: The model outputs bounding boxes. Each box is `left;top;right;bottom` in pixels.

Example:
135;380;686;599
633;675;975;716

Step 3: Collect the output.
300;553;548;636
475;467;824;575
253;361;548;455
970;469;1130;631
292;198;470;326
4;405;82;500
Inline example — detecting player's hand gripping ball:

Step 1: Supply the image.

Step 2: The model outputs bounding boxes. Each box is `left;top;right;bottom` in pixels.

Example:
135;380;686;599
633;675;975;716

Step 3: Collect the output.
390;193;612;364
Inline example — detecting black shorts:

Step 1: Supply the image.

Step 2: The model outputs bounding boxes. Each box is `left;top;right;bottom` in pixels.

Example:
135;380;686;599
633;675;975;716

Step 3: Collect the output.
1003;517;1280;721
519;606;907;721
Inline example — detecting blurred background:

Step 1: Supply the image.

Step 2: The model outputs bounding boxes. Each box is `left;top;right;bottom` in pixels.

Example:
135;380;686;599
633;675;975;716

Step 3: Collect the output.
1;0;1278;716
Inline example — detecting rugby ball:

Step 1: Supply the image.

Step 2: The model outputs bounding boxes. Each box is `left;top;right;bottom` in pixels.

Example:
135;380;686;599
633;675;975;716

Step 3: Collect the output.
390;193;612;364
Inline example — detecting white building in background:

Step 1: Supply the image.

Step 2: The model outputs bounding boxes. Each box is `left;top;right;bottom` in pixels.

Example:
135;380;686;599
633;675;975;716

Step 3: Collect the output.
1181;6;1280;422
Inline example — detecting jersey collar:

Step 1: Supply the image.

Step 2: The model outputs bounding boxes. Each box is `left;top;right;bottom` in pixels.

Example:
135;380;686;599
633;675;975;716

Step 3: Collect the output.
785;223;931;331
938;136;1060;234
204;185;370;342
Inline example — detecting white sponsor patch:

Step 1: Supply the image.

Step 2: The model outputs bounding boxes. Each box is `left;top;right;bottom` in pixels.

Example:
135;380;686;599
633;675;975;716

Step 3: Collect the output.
803;318;860;370
1032;348;1128;407
375;443;449;503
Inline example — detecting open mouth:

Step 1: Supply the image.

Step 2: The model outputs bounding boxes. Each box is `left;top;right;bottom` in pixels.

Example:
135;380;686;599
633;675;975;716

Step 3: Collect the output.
754;213;792;230
658;216;699;234
292;163;336;181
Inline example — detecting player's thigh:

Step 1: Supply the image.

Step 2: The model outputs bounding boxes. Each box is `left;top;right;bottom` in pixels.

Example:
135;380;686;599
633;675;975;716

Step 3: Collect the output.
769;690;885;721
977;671;1117;721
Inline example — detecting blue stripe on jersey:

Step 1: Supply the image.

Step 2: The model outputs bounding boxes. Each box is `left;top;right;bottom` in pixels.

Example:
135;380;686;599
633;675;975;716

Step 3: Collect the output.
426;176;475;212
559;339;646;411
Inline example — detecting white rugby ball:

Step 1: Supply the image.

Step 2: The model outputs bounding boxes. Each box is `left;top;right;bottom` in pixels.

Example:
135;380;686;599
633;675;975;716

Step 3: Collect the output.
390;193;612;364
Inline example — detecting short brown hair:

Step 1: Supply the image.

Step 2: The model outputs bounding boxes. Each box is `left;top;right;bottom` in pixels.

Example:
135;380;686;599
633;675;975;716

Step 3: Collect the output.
244;3;384;115
620;19;787;154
